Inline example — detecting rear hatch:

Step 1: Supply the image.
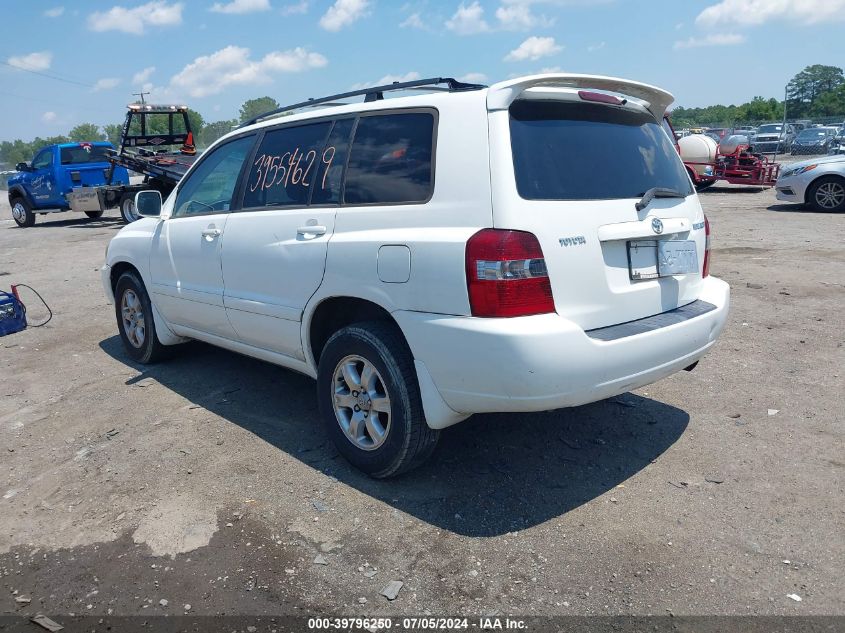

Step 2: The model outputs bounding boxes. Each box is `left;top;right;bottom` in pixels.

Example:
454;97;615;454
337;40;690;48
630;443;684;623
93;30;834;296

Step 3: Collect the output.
487;86;706;331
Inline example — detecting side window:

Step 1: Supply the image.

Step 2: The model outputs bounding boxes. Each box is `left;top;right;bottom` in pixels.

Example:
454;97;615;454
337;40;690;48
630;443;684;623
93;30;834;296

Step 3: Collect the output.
32;150;53;170
173;135;254;217
311;118;354;205
344;112;435;205
242;122;332;209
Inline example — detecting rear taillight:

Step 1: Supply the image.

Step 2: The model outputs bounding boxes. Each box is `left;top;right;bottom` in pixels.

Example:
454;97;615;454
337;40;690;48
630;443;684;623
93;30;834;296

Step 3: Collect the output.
702;215;711;278
465;229;555;317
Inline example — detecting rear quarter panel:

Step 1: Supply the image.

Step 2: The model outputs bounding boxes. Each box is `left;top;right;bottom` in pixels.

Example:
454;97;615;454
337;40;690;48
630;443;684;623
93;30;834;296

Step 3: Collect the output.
304;92;494;356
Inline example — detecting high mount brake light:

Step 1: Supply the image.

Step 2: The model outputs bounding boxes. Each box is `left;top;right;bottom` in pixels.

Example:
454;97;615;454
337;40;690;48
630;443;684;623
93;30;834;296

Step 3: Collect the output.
578;90;626;106
703;215;711;278
465;229;555;317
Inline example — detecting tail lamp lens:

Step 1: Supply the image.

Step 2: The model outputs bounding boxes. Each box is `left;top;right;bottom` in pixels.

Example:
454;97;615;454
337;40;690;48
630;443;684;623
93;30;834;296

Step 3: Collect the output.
465;229;555;317
702;214;711;278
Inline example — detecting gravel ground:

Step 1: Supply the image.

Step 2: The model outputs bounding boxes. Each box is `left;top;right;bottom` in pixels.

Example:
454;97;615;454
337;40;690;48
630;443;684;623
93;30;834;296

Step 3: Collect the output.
0;183;843;622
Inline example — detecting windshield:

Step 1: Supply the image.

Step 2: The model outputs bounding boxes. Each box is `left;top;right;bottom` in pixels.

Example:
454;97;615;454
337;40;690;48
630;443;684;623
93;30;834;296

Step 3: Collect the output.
758;125;783;134
60;145;111;165
509;100;693;201
797;129;830;139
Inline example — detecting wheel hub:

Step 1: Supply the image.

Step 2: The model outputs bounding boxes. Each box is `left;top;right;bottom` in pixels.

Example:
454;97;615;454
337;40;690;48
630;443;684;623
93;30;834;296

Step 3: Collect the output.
332;355;391;451
12;204;25;221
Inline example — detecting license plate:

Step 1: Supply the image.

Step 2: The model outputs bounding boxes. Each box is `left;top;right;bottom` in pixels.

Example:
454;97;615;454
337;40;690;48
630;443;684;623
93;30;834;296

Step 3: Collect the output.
628;240;699;280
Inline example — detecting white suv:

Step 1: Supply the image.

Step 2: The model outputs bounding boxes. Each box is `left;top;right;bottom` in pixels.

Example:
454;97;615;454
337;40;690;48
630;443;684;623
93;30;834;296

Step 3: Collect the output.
102;74;730;477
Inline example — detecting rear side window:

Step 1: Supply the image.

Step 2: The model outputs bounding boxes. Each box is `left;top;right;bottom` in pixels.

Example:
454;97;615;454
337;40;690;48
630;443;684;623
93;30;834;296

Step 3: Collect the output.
344;112;434;205
242;122;332;209
61;145;111;165
509;101;693;201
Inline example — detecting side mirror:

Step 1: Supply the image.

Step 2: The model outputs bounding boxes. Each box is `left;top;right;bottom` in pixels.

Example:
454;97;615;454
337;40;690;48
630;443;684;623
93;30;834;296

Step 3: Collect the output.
135;190;162;218
15;162;30;172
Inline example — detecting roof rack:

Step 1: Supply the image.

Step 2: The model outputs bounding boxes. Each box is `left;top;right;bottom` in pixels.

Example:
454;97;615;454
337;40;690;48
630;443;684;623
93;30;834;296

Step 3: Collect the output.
238;77;486;128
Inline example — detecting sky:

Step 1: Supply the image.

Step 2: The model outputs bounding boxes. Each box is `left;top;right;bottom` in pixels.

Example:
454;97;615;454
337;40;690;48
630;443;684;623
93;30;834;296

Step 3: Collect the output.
2;0;845;141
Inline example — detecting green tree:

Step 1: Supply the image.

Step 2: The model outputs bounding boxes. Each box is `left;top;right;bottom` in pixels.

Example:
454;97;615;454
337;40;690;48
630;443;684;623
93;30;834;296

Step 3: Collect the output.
186;108;204;138
787;64;844;117
808;84;845;118
68;123;105;142
239;96;280;123
103;123;123;147
199;119;238;148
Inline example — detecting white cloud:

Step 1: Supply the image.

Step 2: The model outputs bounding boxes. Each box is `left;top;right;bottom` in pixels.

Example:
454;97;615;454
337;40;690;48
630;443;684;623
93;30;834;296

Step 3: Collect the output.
696;0;845;27
504;35;562;61
459;72;488;83
675;22;684;30
319;0;370;31
400;12;425;29
495;1;553;30
132;66;156;84
7;51;53;72
587;41;605;52
446;1;490;34
42;111;58;123
88;1;183;35
210;0;270;14
169;45;327;98
93;77;121;91
352;71;422;91
280;0;309;14
673;33;746;50
44;7;65;17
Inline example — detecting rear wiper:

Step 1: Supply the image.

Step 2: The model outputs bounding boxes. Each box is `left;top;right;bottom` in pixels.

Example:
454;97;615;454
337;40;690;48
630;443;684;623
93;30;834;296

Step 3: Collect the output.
635;187;687;212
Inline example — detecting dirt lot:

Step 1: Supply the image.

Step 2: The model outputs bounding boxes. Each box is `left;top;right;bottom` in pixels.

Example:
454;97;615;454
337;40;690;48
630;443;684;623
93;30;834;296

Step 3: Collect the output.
0;184;842;624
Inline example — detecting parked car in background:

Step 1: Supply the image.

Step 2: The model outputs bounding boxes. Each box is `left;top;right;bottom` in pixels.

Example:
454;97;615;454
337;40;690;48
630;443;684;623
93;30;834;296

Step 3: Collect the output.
753;123;795;153
791;127;839;155
776;155;845;211
7;142;130;227
830;129;845;155
102;73;729;477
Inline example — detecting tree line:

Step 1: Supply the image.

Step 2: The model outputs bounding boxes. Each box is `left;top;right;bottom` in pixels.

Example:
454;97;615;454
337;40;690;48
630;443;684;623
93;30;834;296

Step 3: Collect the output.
671;65;845;128
3;65;844;167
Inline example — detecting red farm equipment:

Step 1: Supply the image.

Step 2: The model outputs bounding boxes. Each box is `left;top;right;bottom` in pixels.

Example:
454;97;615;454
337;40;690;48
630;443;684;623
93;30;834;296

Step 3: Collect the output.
663;116;780;190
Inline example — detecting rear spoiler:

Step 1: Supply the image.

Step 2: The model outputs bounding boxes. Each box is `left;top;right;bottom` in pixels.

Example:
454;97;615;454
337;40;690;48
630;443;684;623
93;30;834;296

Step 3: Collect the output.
486;73;675;119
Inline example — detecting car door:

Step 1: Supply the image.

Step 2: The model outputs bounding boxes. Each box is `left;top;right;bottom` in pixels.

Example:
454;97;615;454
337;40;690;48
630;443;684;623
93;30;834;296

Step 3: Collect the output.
148;134;256;339
220;118;353;358
29;148;57;207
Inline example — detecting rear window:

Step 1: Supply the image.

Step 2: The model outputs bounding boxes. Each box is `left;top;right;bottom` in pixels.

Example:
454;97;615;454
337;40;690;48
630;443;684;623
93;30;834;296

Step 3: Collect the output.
344;112;434;205
509;101;692;201
60;145;111;165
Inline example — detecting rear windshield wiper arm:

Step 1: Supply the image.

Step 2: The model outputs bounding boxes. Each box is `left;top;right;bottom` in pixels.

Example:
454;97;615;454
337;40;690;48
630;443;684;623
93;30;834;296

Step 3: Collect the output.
635;187;687;212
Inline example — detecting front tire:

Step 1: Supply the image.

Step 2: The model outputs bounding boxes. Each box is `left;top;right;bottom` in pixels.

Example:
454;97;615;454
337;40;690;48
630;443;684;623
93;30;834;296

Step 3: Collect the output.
807;176;845;212
10;197;35;227
120;194;140;224
85;210;104;219
317;322;439;478
114;271;168;363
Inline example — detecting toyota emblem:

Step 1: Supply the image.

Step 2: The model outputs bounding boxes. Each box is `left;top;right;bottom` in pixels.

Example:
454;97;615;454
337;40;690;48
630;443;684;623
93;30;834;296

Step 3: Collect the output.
651;218;664;234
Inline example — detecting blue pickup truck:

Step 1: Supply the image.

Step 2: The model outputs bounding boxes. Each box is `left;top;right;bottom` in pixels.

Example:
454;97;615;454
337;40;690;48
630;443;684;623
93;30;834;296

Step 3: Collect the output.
7;142;129;227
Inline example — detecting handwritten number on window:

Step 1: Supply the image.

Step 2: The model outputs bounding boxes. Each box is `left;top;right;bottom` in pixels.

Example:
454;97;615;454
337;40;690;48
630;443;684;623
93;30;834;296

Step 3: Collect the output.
249;146;336;198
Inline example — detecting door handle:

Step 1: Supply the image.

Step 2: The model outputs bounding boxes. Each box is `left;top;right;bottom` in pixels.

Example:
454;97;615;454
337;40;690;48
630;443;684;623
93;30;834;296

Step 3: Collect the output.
202;227;222;240
296;225;327;237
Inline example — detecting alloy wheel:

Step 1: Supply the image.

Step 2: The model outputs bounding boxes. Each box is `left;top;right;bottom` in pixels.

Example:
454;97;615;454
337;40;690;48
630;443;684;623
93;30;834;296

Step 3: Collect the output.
332;355;391;451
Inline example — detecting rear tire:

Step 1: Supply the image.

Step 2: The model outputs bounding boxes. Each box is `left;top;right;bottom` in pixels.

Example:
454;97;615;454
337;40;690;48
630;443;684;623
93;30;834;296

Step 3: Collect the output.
85;210;104;219
120;194;140;224
10;197;35;227
807;176;845;212
317;321;439;478
114;271;169;363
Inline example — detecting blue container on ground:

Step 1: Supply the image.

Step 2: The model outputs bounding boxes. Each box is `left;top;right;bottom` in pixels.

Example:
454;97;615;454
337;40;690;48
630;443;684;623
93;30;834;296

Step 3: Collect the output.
0;290;26;336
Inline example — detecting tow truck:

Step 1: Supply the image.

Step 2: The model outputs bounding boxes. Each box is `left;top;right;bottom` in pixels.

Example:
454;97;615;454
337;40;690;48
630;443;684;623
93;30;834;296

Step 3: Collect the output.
66;103;198;223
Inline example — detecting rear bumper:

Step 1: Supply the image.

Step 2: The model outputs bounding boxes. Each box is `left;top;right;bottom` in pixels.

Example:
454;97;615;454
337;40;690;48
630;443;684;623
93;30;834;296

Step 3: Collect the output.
396;276;730;416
